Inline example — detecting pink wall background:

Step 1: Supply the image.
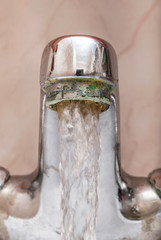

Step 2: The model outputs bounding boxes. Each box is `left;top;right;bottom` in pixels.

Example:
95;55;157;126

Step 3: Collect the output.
0;0;161;176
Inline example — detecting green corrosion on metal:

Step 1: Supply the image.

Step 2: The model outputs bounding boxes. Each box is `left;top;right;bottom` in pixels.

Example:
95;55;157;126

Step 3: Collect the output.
41;77;115;112
86;85;96;90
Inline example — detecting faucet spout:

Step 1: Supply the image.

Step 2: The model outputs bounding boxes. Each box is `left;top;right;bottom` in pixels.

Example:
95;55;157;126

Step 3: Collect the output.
0;35;161;240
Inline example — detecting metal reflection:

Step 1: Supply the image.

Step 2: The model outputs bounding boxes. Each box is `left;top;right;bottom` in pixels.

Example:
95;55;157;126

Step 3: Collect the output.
0;35;160;239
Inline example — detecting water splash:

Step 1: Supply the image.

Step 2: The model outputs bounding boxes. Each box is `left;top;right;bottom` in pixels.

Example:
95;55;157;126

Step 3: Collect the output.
57;101;101;240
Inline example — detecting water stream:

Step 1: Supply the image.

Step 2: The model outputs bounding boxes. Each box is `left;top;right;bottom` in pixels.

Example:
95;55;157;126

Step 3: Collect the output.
57;101;101;240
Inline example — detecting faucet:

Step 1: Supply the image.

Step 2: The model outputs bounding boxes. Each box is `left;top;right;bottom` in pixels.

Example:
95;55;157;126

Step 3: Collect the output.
0;35;161;240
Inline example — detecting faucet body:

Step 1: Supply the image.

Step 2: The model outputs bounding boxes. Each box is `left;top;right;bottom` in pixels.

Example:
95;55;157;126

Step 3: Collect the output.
0;35;161;240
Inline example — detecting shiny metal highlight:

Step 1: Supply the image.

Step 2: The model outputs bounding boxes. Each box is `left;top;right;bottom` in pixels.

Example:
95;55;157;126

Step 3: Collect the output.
40;35;118;84
40;35;117;111
0;35;160;240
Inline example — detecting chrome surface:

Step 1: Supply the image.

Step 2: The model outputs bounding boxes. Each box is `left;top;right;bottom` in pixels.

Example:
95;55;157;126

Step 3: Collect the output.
0;35;161;239
40;35;117;111
40;35;118;85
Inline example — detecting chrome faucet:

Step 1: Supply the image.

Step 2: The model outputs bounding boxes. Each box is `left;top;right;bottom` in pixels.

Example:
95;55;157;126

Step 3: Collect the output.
0;35;161;240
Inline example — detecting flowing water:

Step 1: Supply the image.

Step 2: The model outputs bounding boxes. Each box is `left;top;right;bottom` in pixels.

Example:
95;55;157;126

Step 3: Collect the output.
57;101;101;240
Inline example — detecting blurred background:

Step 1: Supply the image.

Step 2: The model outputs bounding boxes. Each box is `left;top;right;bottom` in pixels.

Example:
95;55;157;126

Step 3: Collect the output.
0;0;161;176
